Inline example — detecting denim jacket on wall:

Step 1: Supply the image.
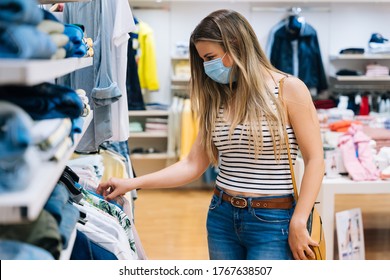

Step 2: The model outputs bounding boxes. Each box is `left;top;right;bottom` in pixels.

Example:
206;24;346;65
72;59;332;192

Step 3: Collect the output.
270;21;328;93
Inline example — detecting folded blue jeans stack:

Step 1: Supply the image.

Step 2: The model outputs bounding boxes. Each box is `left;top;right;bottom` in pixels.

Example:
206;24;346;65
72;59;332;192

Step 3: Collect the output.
0;101;37;193
0;0;57;59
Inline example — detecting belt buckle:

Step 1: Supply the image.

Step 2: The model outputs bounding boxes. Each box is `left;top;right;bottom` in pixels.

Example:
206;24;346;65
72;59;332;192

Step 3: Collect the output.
231;196;247;208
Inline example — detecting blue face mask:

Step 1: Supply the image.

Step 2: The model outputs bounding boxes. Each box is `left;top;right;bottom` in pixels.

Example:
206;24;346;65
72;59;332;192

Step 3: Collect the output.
203;53;236;84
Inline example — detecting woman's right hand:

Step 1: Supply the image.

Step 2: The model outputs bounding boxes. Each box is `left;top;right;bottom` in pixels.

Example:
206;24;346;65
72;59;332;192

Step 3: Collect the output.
96;177;133;200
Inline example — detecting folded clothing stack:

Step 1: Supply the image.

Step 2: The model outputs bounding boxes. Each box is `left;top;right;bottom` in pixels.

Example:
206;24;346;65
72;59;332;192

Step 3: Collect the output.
365;63;390;77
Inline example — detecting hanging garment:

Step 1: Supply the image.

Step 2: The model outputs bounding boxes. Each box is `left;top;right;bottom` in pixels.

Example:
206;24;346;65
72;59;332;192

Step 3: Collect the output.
70;230;117;260
180;98;199;160
62;0;121;152
73;202;135;260
126;36;145;110
359;95;370;115
131;20;160;91
79;187;137;255
269;19;328;93
100;148;129;182
109;0;136;141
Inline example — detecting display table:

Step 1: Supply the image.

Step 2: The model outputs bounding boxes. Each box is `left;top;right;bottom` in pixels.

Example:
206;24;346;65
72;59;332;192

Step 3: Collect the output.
317;177;390;260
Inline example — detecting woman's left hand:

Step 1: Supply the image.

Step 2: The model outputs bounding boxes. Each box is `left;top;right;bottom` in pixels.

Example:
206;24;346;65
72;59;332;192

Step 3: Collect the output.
288;219;319;260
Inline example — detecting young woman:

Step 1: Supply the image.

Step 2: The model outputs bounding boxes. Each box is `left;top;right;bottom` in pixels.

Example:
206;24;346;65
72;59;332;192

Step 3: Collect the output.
97;9;325;260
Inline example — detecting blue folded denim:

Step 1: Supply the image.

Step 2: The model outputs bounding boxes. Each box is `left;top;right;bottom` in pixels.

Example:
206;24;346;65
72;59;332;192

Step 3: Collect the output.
72;117;84;134
0;24;57;59
0;101;32;158
43;181;80;249
0;83;84;120
0;0;43;25
0;210;62;259
64;24;87;58
59;202;80;249
64;24;84;46
44;182;70;224
0;240;54;260
43;9;60;22
0;101;36;193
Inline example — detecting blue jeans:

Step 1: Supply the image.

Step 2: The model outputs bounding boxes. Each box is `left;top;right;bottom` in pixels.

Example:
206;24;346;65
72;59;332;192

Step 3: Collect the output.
0;0;43;25
0;101;35;193
0;82;84;120
207;188;295;260
0;240;54;260
0;24;57;59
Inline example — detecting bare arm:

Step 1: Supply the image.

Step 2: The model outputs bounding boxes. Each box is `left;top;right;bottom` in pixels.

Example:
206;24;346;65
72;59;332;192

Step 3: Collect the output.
282;77;325;260
97;132;211;200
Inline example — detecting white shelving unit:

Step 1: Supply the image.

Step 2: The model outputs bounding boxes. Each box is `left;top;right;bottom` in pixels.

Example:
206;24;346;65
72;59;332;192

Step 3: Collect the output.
0;112;92;223
171;56;190;95
0;45;93;261
128;110;176;175
329;53;390;91
0;57;92;86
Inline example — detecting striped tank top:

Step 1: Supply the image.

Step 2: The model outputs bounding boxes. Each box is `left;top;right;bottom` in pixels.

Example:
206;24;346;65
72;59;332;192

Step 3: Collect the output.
212;87;298;195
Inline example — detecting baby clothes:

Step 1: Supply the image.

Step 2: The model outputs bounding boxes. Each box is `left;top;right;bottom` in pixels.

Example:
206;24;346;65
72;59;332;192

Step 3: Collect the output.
338;123;380;181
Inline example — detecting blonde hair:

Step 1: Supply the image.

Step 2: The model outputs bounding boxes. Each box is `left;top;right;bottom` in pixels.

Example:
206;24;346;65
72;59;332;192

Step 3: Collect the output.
189;9;287;165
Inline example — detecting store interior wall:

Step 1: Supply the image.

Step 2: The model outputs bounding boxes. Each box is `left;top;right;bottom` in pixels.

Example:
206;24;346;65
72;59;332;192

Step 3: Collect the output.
131;1;390;105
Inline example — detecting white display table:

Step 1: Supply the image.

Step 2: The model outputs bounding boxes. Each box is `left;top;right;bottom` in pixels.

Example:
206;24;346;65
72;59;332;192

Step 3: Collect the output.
317;177;390;260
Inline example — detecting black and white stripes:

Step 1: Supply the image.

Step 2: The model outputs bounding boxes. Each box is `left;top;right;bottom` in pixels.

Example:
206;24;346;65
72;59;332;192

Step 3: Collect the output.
212;88;298;194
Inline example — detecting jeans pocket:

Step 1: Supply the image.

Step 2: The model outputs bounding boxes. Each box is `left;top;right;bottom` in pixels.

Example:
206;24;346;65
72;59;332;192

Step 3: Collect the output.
251;208;291;223
208;195;219;210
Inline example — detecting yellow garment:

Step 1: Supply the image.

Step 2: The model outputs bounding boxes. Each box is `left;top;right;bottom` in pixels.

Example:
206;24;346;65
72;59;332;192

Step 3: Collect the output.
100;149;129;181
180;99;199;160
137;21;159;91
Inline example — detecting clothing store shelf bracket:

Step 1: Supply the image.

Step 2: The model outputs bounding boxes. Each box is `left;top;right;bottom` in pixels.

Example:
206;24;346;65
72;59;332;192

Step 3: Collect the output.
0;112;93;224
0;57;92;86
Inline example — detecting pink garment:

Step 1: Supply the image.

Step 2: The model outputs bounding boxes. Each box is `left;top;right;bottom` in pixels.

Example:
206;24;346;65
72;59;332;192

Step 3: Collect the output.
338;124;380;181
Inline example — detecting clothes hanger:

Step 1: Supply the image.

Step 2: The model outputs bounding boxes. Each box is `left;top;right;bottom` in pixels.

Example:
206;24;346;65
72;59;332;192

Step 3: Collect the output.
286;6;305;35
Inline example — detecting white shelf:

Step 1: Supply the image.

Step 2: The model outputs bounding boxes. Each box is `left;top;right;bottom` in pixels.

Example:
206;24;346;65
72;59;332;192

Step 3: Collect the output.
130;153;176;160
0;57;93;86
172;76;190;82
128;110;169;117
332;75;390;81
0;112;93;224
130;131;168;138
171;55;189;60
330;54;390;60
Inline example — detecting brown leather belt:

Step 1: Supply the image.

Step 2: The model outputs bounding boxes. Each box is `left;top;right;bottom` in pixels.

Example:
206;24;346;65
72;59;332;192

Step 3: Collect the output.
214;188;294;209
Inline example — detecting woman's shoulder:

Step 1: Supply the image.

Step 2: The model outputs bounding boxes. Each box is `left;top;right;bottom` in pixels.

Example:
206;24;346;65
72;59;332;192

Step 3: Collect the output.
278;75;312;104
